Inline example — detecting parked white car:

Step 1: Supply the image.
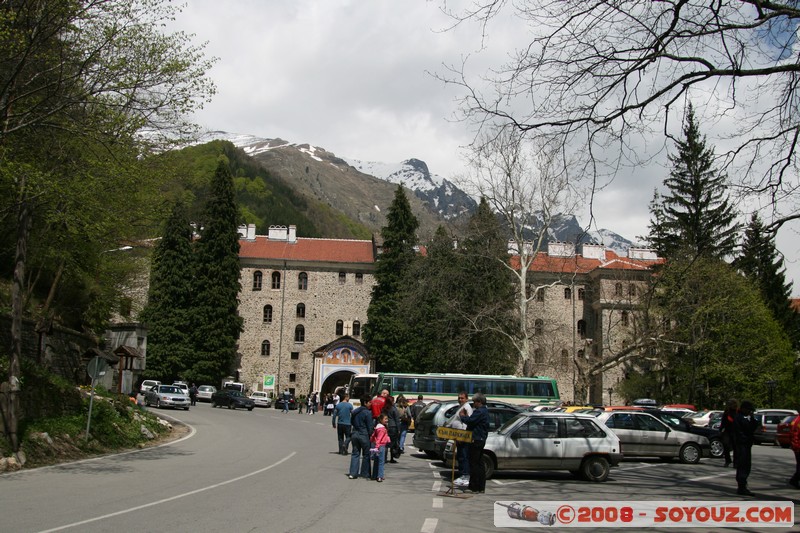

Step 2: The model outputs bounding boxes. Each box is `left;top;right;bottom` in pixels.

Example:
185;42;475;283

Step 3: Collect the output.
684;410;722;428
444;412;622;482
139;380;161;394
196;385;216;402
248;391;272;408
173;382;190;397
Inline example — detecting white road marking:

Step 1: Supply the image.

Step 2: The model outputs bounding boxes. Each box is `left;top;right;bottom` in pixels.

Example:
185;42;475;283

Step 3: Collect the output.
615;463;667;471
432;497;443;508
35;452;298;533
432;480;442;492
421;518;438;533
429;462;438;468
688;471;734;482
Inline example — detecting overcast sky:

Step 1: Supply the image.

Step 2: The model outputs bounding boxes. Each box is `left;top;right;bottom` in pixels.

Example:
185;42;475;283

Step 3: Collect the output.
172;0;800;291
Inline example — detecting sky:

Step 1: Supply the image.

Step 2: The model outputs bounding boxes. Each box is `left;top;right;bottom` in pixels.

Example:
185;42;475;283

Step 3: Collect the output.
171;0;800;291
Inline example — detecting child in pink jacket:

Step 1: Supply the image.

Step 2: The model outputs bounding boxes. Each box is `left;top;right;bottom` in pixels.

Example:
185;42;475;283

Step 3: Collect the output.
370;413;391;481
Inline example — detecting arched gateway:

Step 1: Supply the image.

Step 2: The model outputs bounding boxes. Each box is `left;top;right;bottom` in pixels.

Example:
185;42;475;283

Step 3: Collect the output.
311;336;372;398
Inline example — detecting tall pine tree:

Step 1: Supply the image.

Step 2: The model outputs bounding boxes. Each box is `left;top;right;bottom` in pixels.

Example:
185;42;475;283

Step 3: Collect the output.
364;186;419;371
647;105;740;259
140;201;195;381
735;213;799;348
191;159;243;384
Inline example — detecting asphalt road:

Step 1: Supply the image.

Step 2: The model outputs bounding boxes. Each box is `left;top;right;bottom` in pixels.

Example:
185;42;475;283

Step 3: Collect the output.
0;403;797;533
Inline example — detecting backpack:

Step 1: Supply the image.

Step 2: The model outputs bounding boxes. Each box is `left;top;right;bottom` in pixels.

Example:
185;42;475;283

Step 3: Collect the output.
399;406;411;424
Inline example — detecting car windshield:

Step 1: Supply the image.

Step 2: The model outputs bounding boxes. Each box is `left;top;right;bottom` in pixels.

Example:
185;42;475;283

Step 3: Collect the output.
418;402;442;420
230;391;244;397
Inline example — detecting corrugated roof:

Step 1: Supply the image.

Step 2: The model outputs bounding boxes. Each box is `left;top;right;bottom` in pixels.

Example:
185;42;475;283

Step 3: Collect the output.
239;236;375;264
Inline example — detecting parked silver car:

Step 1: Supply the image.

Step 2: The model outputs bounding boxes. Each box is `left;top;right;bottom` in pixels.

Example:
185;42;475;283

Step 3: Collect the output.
144;384;190;410
595;411;710;464
753;409;798;445
444;412;622;482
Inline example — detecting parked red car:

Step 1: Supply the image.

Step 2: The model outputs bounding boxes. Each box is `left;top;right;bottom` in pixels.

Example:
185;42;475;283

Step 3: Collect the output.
776;415;798;448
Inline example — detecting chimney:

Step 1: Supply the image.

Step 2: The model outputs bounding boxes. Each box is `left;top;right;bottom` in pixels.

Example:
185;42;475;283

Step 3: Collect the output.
288;225;297;244
547;241;575;257
581;242;605;260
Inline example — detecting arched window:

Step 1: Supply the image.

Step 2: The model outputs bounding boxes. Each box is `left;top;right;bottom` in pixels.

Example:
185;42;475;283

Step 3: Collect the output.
352;320;361;336
578;288;585;300
298;272;308;290
577;319;587;338
296;303;305;318
271;271;281;290
621;310;629;326
628;284;636;297
536;287;545;301
336;320;344;336
561;348;569;362
564;287;571;300
261;340;270;356
294;325;305;343
263;305;273;323
614;282;623;296
339;272;346;284
252;271;262;291
534;318;544;336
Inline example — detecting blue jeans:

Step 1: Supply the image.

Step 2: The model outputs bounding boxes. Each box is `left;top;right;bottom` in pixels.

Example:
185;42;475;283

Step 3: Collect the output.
399;422;408;452
282;400;289;413
349;432;371;478
337;424;352;454
372;444;386;479
457;441;471;477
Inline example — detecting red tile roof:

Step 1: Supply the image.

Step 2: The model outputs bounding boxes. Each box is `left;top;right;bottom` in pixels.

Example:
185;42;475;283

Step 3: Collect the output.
511;249;662;274
239;236;375;264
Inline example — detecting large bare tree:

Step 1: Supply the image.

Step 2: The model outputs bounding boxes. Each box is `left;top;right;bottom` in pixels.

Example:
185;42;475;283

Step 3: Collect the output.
442;0;800;231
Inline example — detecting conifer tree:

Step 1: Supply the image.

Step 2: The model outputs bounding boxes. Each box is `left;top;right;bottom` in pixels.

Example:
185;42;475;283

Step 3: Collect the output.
190;160;243;384
648;105;740;259
140;201;195;381
364;186;419;371
735;213;799;348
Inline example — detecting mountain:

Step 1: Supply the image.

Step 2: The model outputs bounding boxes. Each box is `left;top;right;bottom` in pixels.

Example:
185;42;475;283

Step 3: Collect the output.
198;131;636;253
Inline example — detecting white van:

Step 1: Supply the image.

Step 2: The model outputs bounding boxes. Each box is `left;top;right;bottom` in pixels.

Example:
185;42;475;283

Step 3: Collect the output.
222;381;245;393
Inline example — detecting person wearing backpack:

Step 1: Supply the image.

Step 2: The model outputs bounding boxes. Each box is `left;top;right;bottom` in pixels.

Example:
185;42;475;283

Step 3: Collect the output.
396;395;411;454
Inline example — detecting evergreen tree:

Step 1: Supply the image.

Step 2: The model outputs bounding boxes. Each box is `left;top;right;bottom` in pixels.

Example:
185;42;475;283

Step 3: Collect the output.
735;213;799;348
140;201;195;380
364;186;419;371
457;198;518;373
648;105;740;259
190;159;243;384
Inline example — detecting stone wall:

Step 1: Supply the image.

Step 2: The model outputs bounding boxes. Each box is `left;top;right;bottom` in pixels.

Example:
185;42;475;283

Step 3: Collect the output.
237;266;375;396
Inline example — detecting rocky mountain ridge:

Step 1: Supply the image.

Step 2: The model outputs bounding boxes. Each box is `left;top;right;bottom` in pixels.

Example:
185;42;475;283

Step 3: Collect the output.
200;131;638;253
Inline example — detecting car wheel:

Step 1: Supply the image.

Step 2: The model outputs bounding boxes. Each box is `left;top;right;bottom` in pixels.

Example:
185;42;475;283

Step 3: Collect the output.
482;454;495;480
211;400;216;408
680;442;701;464
155;398;161;408
581;456;610;482
227;402;233;409
423;450;438;459
185;407;190;411
709;438;724;458
248;406;254;411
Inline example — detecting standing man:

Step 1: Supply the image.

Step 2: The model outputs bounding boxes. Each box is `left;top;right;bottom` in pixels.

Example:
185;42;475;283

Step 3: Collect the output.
789;407;800;489
447;391;473;487
460;392;489;494
410;394;426;426
733;400;761;496
282;388;291;414
348;395;374;479
370;389;389;420
189;383;198;406
333;393;354;455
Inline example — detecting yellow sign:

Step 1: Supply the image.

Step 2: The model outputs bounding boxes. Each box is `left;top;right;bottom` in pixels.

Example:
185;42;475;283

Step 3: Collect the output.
436;426;472;442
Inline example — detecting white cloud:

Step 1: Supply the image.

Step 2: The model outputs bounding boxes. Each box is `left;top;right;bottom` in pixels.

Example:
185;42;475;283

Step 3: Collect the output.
171;0;800;291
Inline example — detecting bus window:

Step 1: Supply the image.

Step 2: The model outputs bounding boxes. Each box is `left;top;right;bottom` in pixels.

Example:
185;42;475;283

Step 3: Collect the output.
473;381;488;395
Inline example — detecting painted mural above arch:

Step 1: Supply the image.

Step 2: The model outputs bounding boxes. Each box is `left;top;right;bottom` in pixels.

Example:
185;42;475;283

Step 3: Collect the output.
323;344;365;366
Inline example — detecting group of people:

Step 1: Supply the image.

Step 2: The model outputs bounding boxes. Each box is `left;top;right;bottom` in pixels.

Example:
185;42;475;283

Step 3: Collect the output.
335;390;419;482
719;399;800;496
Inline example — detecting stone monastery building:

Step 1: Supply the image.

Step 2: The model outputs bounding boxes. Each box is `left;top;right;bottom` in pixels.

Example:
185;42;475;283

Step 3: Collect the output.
236;225;661;404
